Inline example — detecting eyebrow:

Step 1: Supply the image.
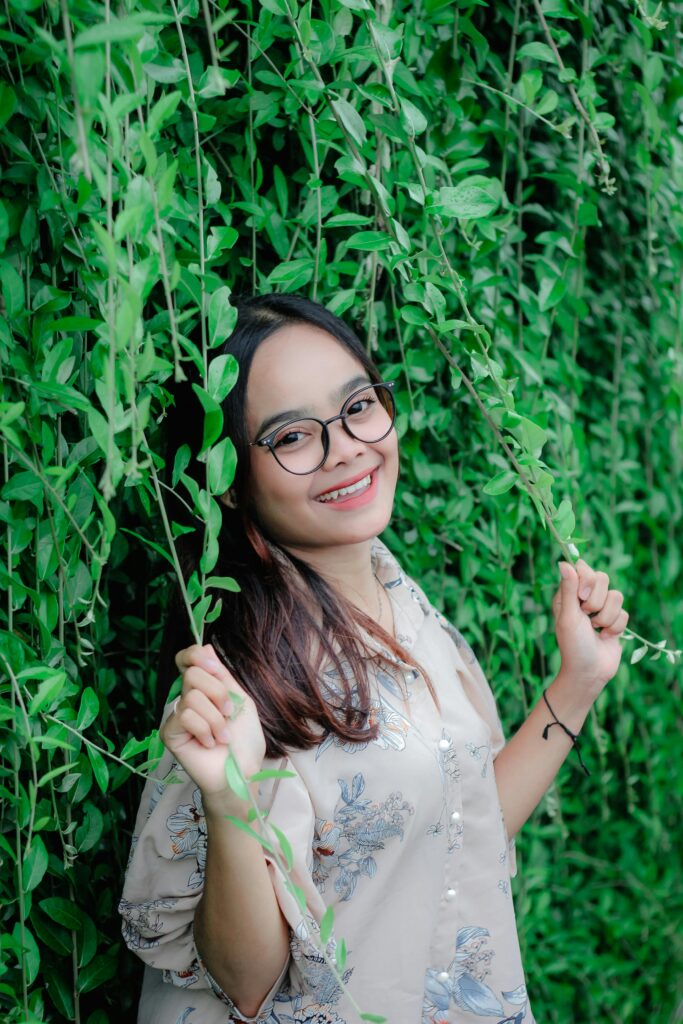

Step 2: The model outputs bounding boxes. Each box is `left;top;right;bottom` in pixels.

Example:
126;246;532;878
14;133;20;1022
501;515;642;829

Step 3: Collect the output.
254;374;372;439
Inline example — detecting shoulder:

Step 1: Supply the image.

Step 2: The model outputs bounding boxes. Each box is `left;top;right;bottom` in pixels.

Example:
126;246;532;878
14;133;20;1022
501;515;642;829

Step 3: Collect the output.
372;538;477;663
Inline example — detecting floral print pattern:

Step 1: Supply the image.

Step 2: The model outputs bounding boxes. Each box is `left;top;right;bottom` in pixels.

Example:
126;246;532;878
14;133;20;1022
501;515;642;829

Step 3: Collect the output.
167;788;206;889
423;928;528;1022
119;896;178;950
312;773;414;901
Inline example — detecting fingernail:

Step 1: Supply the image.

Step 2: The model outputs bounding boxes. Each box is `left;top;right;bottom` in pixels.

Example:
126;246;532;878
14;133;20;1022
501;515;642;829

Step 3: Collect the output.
204;735;216;748
217;727;230;744
205;658;221;672
559;562;571;579
579;585;592;600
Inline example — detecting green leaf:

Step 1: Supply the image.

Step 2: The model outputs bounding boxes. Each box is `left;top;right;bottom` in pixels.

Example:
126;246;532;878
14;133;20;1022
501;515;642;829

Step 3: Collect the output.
268;258;314;290
76;687;99;731
225;815;274;851
0;260;25;316
40;897;82;930
517;41;557;63
630;646;648;665
120;528;176;569
331;97;367;148
192;385;224;456
75;804;105;853
271;824;294;871
208;353;239;403
482;470;517;496
538;275;567;311
209;286;238;349
553;498;575;539
432;176;502;220
198;66;240;98
399;97;427;136
325;213;373;227
0;82;17;130
28;672;67;716
346;231;393;251
147;91;182;138
337;937;347;970
23;836;49;892
259;0;289;14
206;575;241;592
224;751;249;802
76;16;164;48
320;905;335;945
248;768;296;782
77;952;118;993
86;744;109;794
207;436;237;495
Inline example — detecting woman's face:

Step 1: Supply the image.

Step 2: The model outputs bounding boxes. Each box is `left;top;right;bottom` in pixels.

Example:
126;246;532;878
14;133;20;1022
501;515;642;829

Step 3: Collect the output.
241;322;399;557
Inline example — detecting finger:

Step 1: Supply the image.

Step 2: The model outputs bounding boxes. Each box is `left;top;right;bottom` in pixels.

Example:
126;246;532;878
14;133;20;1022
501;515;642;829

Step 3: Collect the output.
574;559;596;601
174;708;222;749
580;571;610;614
600;609;629;638
183;665;232;713
182;687;230;739
590;590;624;629
175;643;222;674
555;562;580;622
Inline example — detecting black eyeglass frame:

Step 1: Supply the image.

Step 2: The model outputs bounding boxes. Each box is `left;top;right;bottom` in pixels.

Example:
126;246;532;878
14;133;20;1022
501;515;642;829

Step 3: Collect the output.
249;380;397;476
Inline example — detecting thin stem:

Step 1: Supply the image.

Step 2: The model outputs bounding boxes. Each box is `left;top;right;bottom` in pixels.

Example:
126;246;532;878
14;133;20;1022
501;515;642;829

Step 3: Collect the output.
59;0;91;181
530;0;615;193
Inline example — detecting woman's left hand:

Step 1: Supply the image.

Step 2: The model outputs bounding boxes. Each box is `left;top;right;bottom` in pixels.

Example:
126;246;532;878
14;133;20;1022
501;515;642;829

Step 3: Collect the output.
552;559;629;694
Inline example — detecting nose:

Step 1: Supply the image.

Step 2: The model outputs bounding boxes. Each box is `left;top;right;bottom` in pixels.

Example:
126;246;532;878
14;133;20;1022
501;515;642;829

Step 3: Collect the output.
322;418;367;469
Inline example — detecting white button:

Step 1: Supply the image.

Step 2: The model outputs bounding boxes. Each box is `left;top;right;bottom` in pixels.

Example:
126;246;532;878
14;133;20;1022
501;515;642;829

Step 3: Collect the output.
446;887;457;899
438;738;451;751
437;970;450;982
450;810;461;822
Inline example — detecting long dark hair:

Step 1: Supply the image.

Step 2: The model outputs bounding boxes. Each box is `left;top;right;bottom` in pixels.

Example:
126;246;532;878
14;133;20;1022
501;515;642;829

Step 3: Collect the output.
158;294;436;757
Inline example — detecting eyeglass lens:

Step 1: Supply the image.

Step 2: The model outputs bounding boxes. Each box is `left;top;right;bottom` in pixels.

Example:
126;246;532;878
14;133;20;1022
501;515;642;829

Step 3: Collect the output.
268;384;395;475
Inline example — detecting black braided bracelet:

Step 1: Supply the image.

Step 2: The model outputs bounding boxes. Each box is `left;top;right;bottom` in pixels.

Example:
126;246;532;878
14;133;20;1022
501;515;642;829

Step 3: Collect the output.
542;689;590;776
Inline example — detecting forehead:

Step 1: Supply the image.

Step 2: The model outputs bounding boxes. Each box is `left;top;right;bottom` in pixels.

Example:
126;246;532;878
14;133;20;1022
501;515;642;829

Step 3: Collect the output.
246;323;366;422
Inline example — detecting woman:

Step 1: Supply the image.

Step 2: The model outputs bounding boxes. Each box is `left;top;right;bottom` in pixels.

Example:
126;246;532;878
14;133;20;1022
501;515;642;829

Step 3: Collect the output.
119;294;628;1024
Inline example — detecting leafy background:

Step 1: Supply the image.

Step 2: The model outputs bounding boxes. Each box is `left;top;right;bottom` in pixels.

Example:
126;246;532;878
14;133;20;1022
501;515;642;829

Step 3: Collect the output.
1;0;682;1021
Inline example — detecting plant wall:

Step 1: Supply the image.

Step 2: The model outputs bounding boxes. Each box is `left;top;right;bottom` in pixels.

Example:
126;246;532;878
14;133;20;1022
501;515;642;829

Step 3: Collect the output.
0;0;681;1021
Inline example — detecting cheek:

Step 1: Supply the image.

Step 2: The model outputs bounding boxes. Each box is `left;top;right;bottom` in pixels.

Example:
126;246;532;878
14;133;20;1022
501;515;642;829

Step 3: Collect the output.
248;457;309;524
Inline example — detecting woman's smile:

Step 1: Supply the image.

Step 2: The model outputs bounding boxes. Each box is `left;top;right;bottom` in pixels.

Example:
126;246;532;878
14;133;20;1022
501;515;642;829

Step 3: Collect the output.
314;467;379;506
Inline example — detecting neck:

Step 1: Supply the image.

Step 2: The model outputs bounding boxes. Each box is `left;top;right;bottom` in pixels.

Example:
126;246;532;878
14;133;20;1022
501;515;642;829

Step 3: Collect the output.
285;539;378;617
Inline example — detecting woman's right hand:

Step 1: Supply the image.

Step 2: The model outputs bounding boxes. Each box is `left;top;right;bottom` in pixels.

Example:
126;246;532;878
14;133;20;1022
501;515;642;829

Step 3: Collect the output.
160;644;266;802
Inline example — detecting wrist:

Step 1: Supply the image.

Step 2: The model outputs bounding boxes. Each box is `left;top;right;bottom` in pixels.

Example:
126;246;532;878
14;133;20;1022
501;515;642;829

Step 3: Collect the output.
202;783;259;824
546;671;598;733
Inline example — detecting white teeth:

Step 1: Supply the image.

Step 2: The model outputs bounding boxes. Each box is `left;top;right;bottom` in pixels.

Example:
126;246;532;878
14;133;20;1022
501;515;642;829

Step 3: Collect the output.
318;474;372;503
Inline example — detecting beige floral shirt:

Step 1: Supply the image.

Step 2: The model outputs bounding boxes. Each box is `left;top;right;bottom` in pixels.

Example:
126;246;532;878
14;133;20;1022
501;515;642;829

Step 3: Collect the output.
120;540;534;1024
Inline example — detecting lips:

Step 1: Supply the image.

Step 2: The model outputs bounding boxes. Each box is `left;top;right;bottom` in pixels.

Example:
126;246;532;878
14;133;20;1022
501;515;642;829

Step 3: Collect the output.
315;468;378;503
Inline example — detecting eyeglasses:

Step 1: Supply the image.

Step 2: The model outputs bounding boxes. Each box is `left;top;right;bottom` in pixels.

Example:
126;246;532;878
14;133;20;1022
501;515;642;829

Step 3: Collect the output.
250;381;396;475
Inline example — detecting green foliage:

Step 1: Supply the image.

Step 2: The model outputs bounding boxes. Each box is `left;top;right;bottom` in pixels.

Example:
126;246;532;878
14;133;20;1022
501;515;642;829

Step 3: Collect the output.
1;0;682;1021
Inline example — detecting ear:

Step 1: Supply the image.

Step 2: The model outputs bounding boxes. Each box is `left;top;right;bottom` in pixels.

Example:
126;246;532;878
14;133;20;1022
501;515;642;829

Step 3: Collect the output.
220;488;238;510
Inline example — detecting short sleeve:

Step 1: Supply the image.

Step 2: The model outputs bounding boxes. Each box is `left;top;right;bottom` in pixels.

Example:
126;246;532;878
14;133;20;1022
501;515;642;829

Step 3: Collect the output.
119;709;338;1019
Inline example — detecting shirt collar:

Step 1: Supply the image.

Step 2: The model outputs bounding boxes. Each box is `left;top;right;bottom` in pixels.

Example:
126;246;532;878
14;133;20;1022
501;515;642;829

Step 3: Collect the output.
371;538;427;654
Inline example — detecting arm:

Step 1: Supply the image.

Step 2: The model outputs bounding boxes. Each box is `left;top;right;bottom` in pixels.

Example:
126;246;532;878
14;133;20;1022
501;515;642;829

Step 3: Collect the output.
195;790;290;1017
161;645;290;1017
493;559;629;840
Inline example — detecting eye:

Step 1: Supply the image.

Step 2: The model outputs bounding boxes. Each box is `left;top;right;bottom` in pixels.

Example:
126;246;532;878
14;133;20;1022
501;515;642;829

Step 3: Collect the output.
271;421;317;449
273;429;306;448
346;393;376;417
